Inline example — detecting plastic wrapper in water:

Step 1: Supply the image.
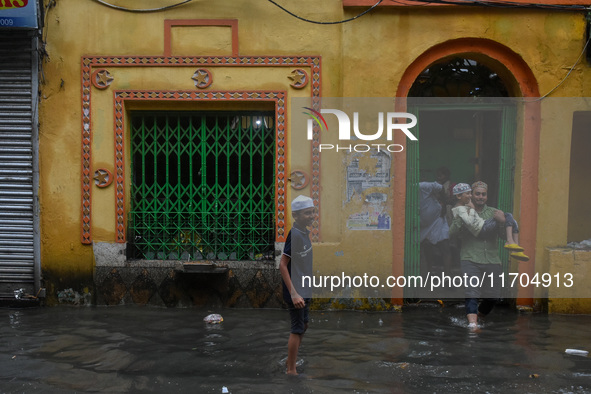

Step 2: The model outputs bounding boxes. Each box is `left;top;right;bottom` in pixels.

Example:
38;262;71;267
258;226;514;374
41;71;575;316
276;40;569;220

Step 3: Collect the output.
204;313;223;324
565;349;589;356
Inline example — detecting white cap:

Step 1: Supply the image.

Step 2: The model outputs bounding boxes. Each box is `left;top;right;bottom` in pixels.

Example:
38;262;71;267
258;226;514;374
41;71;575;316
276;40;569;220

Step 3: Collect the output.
291;195;314;212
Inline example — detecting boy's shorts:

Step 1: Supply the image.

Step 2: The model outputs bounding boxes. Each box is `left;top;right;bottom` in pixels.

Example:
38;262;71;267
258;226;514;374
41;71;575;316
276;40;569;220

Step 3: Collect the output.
287;298;310;334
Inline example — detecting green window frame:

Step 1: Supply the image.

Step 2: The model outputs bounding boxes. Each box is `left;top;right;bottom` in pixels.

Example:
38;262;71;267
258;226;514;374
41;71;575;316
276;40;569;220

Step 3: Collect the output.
127;111;276;261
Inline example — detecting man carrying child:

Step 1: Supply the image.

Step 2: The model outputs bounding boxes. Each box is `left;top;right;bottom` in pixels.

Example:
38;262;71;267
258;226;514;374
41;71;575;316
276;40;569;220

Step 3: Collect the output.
449;181;528;329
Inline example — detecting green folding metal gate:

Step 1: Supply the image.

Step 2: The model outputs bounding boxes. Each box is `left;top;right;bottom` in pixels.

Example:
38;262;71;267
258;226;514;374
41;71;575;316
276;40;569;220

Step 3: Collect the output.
128;111;276;261
404;104;517;298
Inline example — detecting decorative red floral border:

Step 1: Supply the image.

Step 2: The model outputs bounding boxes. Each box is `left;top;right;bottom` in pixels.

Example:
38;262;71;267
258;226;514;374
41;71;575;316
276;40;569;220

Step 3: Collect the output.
80;55;321;245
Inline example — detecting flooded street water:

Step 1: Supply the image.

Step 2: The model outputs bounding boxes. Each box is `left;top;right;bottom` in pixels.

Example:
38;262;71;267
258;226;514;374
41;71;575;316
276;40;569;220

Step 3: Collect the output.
1;305;590;393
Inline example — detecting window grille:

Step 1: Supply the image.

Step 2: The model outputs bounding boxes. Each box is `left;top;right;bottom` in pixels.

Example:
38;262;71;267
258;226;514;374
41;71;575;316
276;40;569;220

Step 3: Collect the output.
127;111;276;261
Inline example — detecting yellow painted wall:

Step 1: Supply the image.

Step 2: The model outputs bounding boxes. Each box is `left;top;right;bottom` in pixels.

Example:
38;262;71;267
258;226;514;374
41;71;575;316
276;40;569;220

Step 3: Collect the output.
340;8;591;309
39;0;591;309
547;248;591;313
39;0;346;300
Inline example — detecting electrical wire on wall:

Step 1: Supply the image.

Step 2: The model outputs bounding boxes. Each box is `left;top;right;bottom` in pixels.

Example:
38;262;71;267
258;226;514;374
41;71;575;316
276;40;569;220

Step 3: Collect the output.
523;34;591;101
89;0;589;21
267;0;383;24
39;0;58;85
91;0;194;13
86;0;590;98
90;0;384;22
378;0;589;11
266;0;589;21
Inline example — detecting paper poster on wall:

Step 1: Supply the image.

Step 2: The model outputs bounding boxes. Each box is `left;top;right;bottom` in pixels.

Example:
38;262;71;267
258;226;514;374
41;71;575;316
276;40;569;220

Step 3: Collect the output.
346;150;391;202
345;150;392;230
346;196;391;230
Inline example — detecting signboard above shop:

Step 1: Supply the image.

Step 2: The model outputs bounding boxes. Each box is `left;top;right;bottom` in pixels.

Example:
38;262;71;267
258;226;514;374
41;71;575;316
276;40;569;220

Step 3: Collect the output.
0;0;38;29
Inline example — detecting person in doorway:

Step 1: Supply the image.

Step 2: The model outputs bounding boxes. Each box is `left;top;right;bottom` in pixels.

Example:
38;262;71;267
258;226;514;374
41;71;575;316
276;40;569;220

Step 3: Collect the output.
436;166;455;208
279;195;316;375
435;166;461;274
419;181;453;277
449;181;507;329
451;182;529;262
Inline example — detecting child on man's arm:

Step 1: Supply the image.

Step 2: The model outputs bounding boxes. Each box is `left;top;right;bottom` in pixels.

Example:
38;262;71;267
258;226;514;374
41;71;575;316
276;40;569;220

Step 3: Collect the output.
451;183;529;262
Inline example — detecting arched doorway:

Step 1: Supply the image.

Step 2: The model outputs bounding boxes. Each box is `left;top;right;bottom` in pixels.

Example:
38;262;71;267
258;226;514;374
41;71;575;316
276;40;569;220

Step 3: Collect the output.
409;57;511;201
404;57;515;298
392;39;541;305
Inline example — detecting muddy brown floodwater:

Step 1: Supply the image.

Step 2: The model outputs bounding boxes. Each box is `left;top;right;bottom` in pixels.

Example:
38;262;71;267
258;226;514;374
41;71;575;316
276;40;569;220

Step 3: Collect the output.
0;305;590;393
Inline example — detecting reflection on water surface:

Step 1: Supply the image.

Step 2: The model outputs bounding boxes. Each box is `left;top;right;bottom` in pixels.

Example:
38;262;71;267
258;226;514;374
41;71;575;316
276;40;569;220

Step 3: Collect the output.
0;305;590;393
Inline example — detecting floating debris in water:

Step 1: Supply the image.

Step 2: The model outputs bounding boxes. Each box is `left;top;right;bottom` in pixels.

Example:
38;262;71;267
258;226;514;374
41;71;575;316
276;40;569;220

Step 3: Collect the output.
14;289;24;300
57;288;91;305
204;314;224;324
565;349;589;357
14;288;39;301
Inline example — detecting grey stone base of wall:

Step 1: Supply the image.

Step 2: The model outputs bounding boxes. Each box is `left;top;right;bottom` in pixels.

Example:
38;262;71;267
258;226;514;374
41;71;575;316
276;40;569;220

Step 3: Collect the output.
89;244;400;310
93;262;285;308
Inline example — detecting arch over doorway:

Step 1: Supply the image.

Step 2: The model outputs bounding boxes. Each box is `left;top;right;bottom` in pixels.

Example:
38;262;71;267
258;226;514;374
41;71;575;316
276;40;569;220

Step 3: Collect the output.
392;38;540;307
